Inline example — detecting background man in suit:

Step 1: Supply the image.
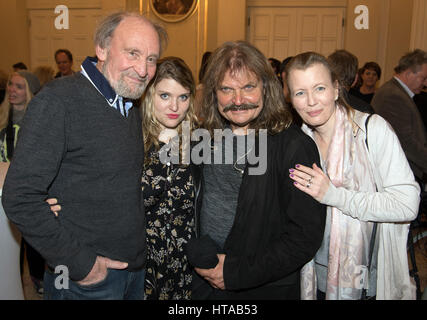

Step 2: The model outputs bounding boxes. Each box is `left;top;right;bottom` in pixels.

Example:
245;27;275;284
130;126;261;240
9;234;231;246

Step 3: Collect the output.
372;49;427;183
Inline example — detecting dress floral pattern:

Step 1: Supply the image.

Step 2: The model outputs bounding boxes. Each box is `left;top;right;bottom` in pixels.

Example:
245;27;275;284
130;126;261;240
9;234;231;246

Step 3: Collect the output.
142;146;195;300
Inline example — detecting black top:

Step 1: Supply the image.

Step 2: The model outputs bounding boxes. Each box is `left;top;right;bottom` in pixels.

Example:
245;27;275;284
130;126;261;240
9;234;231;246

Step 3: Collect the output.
343;90;375;114
191;124;326;299
2;73;145;281
414;91;427;129
349;87;375;104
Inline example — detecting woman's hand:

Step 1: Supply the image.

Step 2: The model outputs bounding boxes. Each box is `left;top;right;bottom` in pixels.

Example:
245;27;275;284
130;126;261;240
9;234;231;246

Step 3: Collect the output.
46;198;61;217
289;163;330;202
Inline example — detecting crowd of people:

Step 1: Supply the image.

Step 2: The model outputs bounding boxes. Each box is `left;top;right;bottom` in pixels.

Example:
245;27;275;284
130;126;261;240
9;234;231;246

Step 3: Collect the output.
0;10;426;301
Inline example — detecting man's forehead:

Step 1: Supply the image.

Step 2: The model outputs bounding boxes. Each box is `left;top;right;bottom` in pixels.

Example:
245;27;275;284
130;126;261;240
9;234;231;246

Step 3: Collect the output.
220;68;259;84
56;53;69;60
118;16;149;28
110;17;159;52
113;17;156;40
412;63;427;74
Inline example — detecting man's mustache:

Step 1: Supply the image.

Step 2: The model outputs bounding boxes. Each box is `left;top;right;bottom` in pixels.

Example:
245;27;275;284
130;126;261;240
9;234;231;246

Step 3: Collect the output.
222;103;259;113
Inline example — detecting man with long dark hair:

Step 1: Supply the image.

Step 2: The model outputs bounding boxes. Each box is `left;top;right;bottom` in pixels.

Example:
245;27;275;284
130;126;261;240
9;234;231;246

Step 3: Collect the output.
189;41;326;299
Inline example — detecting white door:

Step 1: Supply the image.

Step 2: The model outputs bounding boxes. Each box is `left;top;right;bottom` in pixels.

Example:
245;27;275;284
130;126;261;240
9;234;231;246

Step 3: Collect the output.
248;7;345;61
29;8;103;70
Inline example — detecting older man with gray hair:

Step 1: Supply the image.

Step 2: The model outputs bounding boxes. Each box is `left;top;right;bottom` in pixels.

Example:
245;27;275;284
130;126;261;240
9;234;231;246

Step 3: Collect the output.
372;49;427;182
2;12;167;300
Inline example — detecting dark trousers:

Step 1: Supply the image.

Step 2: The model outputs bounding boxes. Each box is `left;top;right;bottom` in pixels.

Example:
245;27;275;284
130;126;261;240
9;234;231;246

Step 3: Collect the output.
20;239;45;280
43;268;145;300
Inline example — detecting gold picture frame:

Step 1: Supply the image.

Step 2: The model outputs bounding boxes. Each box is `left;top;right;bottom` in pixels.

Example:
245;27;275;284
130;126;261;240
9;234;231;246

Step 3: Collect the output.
150;0;197;23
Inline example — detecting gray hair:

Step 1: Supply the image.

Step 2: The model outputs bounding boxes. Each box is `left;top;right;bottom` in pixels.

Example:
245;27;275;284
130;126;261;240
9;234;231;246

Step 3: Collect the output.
394;49;427;74
94;11;168;55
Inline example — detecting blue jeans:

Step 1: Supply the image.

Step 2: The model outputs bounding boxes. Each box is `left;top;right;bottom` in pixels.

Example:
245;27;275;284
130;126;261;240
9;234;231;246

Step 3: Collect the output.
43;268;145;300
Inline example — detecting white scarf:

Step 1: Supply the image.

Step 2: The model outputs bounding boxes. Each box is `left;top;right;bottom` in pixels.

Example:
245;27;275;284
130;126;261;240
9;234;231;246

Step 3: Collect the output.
301;106;376;299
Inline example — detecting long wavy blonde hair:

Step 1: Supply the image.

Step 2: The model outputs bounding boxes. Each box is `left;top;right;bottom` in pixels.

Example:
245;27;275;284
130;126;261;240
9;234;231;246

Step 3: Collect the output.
0;72;33;130
141;56;198;165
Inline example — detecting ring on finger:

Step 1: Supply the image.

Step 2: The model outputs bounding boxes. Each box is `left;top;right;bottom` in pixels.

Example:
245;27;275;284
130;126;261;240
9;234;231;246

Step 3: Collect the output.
306;182;311;188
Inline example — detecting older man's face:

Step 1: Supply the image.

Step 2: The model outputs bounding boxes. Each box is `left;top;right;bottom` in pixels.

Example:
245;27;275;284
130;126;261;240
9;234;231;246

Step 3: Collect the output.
406;63;427;94
96;17;160;99
216;69;264;135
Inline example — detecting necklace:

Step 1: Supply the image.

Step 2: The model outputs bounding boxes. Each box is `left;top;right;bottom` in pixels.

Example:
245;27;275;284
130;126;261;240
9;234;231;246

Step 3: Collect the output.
233;148;253;176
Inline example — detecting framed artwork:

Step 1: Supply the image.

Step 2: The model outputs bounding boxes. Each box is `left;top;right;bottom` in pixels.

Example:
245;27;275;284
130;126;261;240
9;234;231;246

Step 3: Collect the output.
150;0;197;23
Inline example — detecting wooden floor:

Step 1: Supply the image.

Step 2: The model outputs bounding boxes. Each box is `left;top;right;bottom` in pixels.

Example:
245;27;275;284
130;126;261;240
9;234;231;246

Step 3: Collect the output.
22;222;427;300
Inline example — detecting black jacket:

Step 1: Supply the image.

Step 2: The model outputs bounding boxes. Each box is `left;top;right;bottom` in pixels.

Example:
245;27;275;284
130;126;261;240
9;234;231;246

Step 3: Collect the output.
343;90;375;114
191;124;326;299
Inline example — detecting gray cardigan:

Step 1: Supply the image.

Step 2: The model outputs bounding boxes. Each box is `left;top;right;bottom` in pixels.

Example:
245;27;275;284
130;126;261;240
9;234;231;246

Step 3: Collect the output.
2;73;145;281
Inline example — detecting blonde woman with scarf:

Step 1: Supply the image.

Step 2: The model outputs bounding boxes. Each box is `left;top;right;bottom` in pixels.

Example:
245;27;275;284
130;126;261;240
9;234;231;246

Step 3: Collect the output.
285;52;420;300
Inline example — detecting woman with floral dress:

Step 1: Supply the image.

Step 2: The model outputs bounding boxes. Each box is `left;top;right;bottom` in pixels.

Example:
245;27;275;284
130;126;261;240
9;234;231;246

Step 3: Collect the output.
141;57;198;300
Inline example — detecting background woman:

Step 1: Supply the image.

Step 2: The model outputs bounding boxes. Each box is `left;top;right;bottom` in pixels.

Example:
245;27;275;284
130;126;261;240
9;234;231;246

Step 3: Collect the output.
141;56;198;300
0;70;44;295
0;71;40;163
286;52;420;300
350;61;381;104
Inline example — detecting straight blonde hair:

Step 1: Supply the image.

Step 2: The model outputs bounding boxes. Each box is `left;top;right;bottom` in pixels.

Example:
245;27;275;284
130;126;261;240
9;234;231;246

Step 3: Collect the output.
0;72;33;130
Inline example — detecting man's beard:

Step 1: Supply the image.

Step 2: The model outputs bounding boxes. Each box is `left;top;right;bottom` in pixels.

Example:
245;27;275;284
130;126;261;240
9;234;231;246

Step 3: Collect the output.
102;58;148;99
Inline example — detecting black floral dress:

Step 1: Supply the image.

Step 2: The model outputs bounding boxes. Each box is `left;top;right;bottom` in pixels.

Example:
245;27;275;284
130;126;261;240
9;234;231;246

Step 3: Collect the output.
142;145;195;300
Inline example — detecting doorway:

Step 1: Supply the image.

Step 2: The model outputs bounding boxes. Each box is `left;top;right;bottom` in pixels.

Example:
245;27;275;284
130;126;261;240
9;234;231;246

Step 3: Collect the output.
247;6;345;61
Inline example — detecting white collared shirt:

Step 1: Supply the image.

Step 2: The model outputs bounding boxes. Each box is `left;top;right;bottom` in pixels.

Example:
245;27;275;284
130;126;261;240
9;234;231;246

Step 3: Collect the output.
393;76;415;98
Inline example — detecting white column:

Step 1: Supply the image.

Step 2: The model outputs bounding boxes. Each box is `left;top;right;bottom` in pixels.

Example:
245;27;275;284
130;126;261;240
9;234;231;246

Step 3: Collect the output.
410;0;427;51
0;191;24;300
